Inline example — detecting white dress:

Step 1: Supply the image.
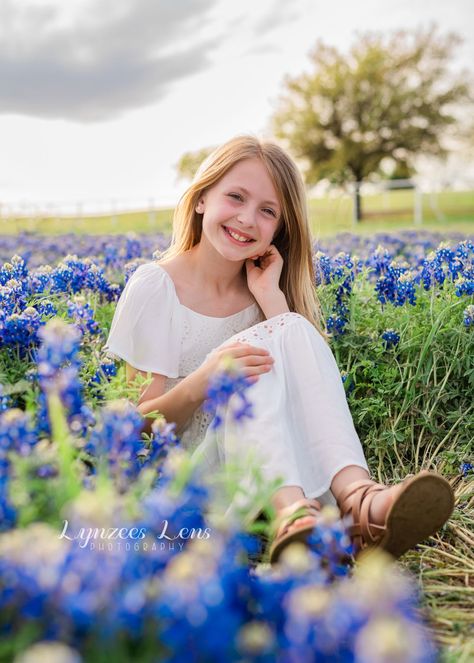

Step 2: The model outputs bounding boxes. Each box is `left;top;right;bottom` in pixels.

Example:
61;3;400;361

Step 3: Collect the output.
104;261;369;512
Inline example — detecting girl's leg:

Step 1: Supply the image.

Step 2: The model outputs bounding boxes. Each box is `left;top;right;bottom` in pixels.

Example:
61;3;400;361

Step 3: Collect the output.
197;312;370;521
197;313;453;556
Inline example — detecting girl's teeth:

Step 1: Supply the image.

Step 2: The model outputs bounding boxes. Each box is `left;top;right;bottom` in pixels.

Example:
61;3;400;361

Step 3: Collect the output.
225;227;252;242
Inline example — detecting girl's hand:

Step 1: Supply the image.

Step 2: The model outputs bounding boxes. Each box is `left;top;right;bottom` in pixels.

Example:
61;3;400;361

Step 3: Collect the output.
192;342;275;401
245;244;284;299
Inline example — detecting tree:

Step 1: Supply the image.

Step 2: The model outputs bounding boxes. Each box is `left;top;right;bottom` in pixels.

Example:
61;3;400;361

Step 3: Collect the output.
271;26;471;221
175;146;216;182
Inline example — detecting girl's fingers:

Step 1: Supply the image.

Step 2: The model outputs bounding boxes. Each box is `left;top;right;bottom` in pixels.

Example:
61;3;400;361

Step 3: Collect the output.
242;364;273;376
232;353;274;367
227;344;271;358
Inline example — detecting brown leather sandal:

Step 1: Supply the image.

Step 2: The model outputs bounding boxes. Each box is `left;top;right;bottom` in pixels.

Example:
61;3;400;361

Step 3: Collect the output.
268;497;322;564
337;470;455;559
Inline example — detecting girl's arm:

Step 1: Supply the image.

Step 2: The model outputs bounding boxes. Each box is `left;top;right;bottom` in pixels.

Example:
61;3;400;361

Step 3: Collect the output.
126;362;206;436
128;341;275;436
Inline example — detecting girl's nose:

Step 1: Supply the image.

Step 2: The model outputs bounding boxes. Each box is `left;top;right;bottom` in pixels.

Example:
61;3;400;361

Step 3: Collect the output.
237;207;257;226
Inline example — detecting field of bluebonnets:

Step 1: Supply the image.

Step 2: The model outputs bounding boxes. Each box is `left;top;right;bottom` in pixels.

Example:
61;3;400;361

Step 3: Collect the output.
0;228;473;662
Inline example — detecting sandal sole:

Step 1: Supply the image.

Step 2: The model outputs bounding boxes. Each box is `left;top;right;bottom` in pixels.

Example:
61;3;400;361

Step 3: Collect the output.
269;522;318;565
376;471;455;559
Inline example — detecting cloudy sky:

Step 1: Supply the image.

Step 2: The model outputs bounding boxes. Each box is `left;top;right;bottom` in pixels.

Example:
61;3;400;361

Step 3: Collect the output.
1;0;473;214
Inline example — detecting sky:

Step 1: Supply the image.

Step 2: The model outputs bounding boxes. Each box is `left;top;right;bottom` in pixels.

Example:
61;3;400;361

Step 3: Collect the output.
0;0;473;215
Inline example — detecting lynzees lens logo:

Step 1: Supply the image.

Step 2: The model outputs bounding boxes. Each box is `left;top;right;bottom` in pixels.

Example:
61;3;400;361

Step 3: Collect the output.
59;520;212;550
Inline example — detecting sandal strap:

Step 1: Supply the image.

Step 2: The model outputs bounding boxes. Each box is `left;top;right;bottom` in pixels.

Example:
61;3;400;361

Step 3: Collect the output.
337;480;388;551
272;498;321;539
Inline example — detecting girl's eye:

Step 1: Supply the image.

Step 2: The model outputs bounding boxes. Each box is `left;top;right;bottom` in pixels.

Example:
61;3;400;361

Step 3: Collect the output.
228;193;276;217
263;208;276;217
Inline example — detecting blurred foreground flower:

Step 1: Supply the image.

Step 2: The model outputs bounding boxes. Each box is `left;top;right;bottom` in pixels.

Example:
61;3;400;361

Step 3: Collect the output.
35;319;95;436
14;642;82;663
203;355;255;430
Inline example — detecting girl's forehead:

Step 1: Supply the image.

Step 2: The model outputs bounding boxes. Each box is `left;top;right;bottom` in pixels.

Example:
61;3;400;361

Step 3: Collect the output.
216;159;280;203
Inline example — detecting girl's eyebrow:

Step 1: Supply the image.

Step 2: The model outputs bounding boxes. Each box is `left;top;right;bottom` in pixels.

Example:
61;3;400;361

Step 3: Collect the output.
230;185;279;208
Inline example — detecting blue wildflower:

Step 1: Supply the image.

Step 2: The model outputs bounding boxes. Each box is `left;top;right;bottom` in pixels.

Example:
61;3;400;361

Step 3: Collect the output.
67;297;101;336
202;357;255;430
85;400;145;487
0;307;42;351
460;462;473;477
35;319;95;436
327;314;347;336
463;305;474;327
146;418;181;470
382;329;401;349
36;299;58;318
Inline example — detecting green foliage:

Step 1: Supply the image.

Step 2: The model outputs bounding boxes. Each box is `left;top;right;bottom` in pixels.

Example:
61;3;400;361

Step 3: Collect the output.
271;26;471;189
175;145;216;182
318;279;474;478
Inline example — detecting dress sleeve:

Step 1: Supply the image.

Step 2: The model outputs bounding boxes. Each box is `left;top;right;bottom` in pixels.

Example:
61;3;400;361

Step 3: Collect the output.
104;262;181;377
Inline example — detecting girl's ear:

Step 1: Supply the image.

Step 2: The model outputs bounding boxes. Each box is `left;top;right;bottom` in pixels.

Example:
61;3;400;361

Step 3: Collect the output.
196;196;205;214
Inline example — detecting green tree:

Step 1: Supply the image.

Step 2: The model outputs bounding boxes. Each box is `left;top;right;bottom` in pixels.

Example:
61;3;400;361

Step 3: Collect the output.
271;26;471;221
175;146;216;182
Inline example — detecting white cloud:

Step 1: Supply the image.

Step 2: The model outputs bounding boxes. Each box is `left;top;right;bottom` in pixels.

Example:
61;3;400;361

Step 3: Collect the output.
0;0;221;121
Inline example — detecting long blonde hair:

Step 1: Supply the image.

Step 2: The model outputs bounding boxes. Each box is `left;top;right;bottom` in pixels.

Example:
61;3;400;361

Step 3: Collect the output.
158;134;328;339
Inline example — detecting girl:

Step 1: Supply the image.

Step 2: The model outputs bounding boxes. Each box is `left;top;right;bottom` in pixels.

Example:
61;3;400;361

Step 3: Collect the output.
105;135;454;564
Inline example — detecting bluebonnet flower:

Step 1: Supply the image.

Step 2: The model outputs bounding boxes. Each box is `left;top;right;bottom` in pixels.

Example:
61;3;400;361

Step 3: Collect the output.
35;319;95;436
456;277;474;297
83;263;118;301
368;244;393;277
67;297;101;336
0;409;39;531
340;371;355;395
0;385;10;412
36;319;82;375
326;314;348;336
0;306;42;351
382;329;401;349
460;462;473;477
313;251;332;285
124;259;147;283
28;265;53;294
463;305;474;327
0;255;28;284
375;272;397;305
36;299;58;318
203;356;255;430
0;479;17;531
0;408;39;458
0;284;17;316
85;400;145;487
89;357;118;392
146;419;181;470
104;243;120;268
124;235;143;261
304;505;353;579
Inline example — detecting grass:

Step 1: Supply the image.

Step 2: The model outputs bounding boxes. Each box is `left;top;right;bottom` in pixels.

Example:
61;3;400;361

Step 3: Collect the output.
1;190;473;237
402;473;474;661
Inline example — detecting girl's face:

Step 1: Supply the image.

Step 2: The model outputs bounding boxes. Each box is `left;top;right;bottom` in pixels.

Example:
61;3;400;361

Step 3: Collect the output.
196;158;282;262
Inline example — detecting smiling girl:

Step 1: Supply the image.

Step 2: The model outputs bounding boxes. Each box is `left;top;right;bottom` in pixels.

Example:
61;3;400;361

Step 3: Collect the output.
105;135;454;564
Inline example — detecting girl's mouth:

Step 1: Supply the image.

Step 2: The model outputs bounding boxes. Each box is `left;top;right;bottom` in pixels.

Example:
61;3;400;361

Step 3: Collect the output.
222;226;256;245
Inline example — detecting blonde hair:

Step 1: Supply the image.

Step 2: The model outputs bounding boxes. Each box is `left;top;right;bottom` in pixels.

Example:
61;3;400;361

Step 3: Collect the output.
158;134;328;339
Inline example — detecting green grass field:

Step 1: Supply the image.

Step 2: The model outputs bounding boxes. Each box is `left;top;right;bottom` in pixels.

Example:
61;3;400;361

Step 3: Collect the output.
2;189;473;237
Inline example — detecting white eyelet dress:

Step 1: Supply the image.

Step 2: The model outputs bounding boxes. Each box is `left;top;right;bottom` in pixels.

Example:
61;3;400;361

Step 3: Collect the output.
104;261;368;514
